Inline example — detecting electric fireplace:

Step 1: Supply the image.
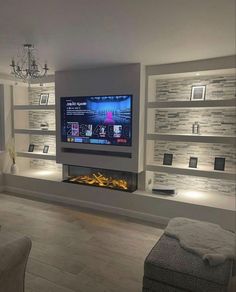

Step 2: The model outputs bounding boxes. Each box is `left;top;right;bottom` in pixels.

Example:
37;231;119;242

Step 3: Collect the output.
64;165;137;192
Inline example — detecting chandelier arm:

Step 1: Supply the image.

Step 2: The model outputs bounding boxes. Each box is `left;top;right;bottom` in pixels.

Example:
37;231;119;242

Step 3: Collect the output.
10;44;49;83
12;66;23;79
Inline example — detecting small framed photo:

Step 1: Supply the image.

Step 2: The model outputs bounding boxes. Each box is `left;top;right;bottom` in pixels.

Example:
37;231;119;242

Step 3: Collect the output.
190;85;206;101
163;153;173;166
43;145;49;154
214;157;225;171
28;144;35;152
189;157;198;168
39;93;49;105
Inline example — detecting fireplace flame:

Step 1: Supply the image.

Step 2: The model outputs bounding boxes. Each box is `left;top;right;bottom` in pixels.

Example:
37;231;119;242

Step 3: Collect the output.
69;172;128;190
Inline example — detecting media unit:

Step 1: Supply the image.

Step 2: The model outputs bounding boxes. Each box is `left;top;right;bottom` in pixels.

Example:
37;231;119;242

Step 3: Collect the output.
56;64;145;174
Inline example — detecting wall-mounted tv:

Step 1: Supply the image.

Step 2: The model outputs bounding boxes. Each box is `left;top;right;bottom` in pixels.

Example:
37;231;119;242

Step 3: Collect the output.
60;95;132;146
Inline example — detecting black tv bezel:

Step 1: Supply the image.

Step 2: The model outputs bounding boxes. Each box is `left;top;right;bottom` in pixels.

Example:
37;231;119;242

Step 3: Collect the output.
60;94;133;147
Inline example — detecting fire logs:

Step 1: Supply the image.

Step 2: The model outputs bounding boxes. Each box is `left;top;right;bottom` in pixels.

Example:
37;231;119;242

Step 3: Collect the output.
69;172;128;190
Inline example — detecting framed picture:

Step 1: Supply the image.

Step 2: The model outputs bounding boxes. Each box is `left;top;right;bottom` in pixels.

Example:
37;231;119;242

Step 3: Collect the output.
39;93;49;105
214;157;225;171
190;85;206;101
163;153;173;166
43;145;49;154
189;157;198;168
28;144;35;152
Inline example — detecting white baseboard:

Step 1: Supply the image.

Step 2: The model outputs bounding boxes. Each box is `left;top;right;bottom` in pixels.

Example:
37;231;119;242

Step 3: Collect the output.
4;185;169;226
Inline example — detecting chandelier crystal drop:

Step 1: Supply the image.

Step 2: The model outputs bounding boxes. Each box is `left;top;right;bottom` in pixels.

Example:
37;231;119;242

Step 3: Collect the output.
10;44;49;83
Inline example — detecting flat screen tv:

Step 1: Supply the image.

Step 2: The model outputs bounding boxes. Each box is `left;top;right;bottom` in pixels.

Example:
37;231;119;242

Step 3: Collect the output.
60;95;132;146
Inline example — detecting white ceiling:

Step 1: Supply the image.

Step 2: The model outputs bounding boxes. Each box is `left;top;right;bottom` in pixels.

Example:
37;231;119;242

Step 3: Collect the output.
0;0;235;74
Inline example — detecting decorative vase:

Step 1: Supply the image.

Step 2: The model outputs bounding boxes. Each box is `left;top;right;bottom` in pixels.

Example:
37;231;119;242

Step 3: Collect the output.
192;121;200;134
10;163;19;175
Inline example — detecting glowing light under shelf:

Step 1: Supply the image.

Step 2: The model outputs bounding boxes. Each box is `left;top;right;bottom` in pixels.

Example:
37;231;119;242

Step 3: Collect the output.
181;190;206;200
31;169;57;177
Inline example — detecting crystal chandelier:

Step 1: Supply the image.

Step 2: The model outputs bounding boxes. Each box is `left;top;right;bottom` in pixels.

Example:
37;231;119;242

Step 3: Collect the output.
10;44;49;83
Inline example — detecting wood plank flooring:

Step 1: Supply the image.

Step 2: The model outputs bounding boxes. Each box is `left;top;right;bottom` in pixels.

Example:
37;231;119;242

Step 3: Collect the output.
0;192;164;292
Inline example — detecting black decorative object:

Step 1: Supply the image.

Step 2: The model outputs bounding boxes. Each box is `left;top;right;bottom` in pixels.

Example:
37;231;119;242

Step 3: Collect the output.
189;157;198;168
214;157;225;171
28;144;34;152
152;186;175;195
39;93;49;105
40;121;49;130
43;145;49;154
190;85;206;101
163;153;173;165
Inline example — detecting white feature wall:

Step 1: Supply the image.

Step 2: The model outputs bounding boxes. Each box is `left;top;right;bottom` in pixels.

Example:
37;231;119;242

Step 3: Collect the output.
55;63;145;173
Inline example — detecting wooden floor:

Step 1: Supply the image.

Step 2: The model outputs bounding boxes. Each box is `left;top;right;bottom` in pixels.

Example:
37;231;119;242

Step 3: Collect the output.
0;192;163;292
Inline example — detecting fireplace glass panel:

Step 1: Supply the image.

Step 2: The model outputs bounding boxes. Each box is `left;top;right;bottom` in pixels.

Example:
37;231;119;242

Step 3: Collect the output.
64;165;137;192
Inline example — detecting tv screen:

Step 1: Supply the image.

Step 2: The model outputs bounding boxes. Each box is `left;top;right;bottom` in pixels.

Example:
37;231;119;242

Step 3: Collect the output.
61;95;132;146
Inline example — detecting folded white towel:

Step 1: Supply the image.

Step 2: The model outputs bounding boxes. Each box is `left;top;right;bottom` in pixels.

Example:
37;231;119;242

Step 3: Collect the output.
164;217;236;266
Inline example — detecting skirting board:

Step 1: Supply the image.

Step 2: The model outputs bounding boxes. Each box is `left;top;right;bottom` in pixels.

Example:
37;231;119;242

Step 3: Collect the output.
4;185;169;226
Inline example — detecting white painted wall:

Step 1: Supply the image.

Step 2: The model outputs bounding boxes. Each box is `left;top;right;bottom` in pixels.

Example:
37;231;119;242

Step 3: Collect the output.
1;84;13;173
0;85;5;190
0;84;13;190
0;85;5;152
13;86;30;172
0;151;3;191
0;175;3;191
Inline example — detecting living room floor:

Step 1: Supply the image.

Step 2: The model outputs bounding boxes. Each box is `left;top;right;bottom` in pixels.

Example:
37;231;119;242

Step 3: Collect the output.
0;192;163;292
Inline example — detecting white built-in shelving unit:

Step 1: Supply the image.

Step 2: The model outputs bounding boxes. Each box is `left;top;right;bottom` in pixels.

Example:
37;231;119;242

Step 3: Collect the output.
13;82;62;180
2;61;235;230
144;68;236;210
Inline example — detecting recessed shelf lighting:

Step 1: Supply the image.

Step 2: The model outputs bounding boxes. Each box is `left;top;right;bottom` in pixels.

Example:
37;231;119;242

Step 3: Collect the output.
181;190;206;201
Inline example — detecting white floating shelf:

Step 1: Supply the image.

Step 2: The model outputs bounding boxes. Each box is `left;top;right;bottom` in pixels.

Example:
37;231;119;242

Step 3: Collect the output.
146;133;236;144
148;99;236;109
146;164;236;180
17;151;56;161
14;129;56;135
14;105;55;110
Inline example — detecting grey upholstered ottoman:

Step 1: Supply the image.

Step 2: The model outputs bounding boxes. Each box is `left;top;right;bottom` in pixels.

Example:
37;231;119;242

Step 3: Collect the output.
143;234;235;292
